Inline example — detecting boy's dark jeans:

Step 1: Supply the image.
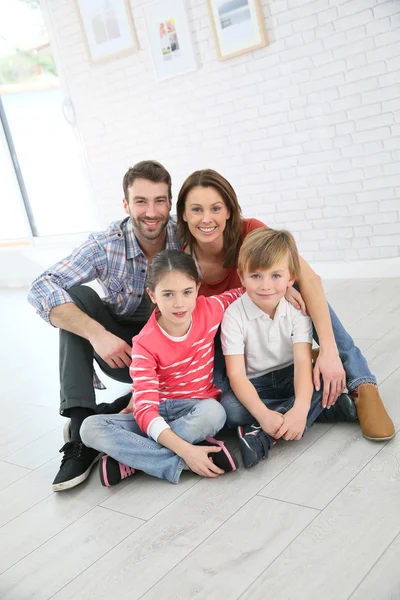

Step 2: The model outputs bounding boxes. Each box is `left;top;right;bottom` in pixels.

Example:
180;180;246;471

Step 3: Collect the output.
220;364;324;430
59;285;146;417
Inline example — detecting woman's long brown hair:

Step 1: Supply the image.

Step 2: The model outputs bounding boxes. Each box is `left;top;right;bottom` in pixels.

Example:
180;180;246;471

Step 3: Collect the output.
176;169;242;268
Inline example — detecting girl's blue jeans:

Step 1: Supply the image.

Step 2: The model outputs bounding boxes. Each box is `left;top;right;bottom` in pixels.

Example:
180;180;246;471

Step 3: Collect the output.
80;398;226;484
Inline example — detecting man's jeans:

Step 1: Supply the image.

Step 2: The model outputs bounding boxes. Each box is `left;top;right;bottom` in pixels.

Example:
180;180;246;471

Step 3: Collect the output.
80;398;226;484
59;285;146;417
220;364;324;430
213;303;376;395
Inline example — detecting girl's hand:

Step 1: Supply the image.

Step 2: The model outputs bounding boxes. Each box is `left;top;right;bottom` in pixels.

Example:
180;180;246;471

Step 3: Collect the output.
181;445;224;478
277;405;308;441
259;410;285;439
285;287;307;316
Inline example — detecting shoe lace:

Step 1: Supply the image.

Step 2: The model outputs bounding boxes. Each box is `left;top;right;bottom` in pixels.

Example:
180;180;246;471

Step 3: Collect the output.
59;441;83;466
120;463;135;479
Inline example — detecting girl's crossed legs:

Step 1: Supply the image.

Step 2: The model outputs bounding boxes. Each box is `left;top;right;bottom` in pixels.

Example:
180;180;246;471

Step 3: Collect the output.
80;398;226;484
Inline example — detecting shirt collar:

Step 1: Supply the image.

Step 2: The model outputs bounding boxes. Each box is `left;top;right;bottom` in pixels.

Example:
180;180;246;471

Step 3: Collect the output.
124;218;180;260
242;293;288;321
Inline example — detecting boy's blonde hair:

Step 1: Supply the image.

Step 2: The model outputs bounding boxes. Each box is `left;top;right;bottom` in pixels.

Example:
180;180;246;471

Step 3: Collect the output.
238;228;300;280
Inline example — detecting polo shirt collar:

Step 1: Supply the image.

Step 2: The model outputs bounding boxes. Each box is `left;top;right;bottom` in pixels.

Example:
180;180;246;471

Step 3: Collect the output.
124;218;178;260
242;292;288;321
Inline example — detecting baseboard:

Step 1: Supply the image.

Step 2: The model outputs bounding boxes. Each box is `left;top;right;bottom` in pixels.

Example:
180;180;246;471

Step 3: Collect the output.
310;257;400;279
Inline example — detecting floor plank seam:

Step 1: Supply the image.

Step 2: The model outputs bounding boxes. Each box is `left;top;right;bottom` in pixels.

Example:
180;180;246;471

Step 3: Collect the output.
236;509;323;600
237;432;399;600
0;425;61;465
249;423;334;491
346;531;400;600
255;495;322;512
98;504;148;523
45;516;151;600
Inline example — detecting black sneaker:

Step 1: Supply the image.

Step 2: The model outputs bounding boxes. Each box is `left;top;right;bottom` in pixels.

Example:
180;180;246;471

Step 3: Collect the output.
197;436;238;472
99;454;136;487
317;393;358;423
52;441;101;492
237;424;273;468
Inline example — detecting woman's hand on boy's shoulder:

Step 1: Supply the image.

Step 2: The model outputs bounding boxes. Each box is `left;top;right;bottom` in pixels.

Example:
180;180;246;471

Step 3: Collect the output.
285;287;307;316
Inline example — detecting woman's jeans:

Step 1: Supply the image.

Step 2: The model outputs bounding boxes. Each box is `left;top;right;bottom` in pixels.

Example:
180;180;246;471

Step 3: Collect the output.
213;303;376;395
80;398;226;484
220;364;325;430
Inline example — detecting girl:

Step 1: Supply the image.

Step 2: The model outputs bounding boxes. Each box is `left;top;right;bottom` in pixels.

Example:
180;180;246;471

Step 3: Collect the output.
80;250;241;486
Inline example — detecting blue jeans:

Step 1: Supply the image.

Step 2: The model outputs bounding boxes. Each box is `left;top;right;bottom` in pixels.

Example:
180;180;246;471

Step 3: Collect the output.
213;304;376;394
221;364;324;431
80;398;226;484
315;304;376;392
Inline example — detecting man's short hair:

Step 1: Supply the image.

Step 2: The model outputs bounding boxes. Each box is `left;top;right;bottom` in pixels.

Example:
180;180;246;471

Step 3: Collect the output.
238;228;301;280
123;160;172;200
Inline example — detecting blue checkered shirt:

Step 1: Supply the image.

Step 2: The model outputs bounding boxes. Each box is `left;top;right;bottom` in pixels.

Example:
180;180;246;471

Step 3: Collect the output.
28;217;181;324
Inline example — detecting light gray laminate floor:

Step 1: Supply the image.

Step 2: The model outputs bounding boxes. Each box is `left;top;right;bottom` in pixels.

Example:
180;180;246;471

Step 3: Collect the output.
0;279;399;600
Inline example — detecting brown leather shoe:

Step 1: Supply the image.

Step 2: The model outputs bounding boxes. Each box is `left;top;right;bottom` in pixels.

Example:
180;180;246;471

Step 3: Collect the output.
356;384;395;441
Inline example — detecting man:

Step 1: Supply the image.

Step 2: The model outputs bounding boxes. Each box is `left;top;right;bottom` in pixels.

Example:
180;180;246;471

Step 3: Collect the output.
28;160;180;492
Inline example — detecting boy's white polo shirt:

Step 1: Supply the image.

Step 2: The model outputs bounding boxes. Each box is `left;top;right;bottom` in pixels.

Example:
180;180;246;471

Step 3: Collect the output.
221;293;313;379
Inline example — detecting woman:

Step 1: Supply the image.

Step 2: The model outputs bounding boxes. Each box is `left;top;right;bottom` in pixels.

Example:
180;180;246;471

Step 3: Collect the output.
176;169;394;442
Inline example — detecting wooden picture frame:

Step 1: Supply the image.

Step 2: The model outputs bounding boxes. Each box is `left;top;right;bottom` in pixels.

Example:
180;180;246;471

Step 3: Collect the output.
75;0;138;65
207;0;268;61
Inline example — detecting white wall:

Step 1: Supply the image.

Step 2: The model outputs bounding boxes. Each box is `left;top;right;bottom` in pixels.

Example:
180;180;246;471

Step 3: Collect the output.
35;0;400;268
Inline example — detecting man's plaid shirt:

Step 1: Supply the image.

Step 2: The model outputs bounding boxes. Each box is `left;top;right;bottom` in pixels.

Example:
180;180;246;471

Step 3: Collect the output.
28;217;181;324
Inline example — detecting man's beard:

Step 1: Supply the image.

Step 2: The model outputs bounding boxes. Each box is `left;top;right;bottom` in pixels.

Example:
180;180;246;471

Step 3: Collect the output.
130;215;169;240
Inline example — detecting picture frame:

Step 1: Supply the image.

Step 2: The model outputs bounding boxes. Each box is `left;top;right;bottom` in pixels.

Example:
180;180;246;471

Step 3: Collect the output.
143;0;197;81
207;0;268;61
75;0;138;65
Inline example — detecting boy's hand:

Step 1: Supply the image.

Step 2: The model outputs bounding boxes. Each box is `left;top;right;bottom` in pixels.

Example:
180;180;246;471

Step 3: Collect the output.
259;410;285;439
181;445;224;478
277;405;308;441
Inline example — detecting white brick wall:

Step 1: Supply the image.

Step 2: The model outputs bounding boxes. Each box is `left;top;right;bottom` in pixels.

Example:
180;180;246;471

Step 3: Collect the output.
46;0;400;263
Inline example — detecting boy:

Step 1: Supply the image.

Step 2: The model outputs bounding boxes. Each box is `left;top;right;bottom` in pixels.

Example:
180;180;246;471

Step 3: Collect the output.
220;228;357;468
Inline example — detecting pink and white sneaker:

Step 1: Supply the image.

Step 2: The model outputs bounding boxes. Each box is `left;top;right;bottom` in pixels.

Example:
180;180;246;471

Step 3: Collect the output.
99;454;135;487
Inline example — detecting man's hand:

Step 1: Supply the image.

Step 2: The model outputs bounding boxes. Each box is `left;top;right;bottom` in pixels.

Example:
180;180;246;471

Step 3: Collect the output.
277;405;308;441
285;286;307;316
313;348;346;409
180;445;224;478
259;410;285;439
90;330;132;369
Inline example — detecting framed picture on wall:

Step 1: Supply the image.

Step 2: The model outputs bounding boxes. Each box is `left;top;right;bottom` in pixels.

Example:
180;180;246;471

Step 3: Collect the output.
207;0;268;61
143;0;197;81
75;0;138;65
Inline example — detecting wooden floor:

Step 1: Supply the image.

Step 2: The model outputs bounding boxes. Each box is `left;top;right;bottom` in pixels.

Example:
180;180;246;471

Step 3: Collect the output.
0;279;400;599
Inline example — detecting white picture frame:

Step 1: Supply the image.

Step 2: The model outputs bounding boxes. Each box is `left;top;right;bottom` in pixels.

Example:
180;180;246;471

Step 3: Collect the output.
207;0;268;61
75;0;138;65
143;0;197;81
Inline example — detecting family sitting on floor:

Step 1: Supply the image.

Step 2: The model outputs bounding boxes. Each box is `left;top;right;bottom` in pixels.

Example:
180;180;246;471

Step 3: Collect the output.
28;160;394;492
